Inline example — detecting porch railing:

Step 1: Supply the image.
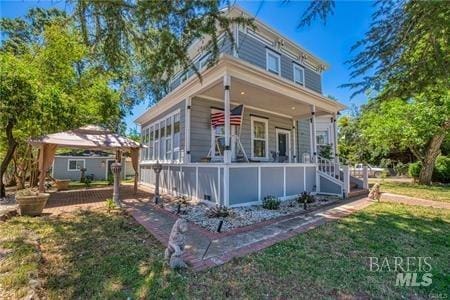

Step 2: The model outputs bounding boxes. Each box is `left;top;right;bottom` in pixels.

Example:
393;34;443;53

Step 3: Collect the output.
317;156;342;181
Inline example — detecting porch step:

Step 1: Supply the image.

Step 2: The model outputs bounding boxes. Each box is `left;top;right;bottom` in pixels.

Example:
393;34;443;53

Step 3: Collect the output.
348;188;369;198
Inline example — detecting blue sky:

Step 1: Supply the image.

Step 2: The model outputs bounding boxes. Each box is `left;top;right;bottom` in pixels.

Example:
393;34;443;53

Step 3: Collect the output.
1;0;374;133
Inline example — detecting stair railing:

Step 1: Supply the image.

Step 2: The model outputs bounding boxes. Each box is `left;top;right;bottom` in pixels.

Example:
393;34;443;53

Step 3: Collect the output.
317;156;342;181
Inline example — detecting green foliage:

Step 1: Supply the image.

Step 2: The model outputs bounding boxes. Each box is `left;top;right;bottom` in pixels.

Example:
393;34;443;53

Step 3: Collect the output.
319;144;332;160
297;192;315;204
408;157;450;183
262;196;281;210
83;177;92;187
107;175;114;186
105;198;116;213
393;162;408;177
433;156;450;183
408;162;422;180
74;1;254;104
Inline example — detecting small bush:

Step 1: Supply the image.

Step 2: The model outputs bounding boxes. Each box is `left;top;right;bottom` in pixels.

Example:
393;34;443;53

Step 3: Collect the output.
433;156;450;183
206;206;234;218
84;177;92;187
105;198;116;213
408;162;422;180
16;188;39;197
297;191;315;204
262;195;280;210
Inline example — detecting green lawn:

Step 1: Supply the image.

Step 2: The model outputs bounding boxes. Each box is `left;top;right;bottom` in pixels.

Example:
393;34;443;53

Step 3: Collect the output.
370;179;450;202
1;203;449;299
67;179;134;190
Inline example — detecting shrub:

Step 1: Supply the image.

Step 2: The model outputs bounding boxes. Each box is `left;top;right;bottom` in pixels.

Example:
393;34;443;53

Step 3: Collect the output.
84;177;92;187
393;161;408;176
206;206;234;218
433;156;450;183
105;198;116;213
408;162;422;180
16;188;39;197
408;157;450;183
297;191;315;204
262;195;280;210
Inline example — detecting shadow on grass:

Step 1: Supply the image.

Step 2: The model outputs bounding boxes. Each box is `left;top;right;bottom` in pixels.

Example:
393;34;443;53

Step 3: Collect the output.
4;210;186;299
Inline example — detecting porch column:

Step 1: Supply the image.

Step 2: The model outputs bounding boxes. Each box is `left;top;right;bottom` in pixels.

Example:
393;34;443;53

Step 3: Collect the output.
292;119;297;163
185;97;192;163
310;105;317;163
223;74;231;163
332;113;338;164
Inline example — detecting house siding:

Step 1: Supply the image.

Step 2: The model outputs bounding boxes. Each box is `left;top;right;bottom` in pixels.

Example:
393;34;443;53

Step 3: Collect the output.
297;118;311;162
52;157;133;180
237;31;322;93
190;97;297;162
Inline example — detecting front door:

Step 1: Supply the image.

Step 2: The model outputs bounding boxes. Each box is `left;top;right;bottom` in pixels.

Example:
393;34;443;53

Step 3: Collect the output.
276;129;291;162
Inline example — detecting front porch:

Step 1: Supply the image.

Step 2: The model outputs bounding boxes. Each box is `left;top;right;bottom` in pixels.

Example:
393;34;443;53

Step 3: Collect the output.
138;55;350;206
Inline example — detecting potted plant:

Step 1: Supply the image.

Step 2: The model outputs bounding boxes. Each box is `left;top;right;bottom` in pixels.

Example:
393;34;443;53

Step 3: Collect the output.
15;188;50;216
55;179;70;191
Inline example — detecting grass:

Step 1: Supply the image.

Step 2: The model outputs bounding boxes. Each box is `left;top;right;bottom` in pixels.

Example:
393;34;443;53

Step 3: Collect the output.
370;179;450;202
1;203;449;299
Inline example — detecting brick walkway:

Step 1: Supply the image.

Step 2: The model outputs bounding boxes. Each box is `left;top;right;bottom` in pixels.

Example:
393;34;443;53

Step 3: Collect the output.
122;191;374;271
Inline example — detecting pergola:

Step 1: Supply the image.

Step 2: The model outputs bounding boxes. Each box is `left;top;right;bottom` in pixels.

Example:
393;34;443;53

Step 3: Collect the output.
29;125;142;198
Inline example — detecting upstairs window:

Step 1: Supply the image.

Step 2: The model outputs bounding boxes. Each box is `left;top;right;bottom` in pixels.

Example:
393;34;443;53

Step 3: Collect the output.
266;49;280;75
293;64;305;85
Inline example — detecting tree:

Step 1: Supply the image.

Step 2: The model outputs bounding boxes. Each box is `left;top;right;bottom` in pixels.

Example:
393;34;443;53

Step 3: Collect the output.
0;13;121;197
299;0;450;184
73;0;253;105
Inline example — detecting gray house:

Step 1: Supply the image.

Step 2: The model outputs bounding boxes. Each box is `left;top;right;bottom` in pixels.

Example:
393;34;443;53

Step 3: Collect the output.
135;6;356;207
52;155;133;181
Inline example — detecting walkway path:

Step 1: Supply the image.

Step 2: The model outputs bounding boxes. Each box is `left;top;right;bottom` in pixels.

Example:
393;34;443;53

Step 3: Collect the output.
380;192;450;209
123;196;373;271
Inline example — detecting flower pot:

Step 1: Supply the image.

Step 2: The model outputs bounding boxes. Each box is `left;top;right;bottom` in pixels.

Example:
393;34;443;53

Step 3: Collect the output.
16;193;50;216
55;179;70;191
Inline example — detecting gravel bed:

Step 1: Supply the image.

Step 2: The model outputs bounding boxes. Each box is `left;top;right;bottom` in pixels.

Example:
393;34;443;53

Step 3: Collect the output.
163;195;340;232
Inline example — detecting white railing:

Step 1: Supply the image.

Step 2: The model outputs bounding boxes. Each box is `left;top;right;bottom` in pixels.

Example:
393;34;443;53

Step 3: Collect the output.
317;156;342;181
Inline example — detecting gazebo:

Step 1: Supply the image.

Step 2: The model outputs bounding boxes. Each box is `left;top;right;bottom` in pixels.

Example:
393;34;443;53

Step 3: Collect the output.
29;125;142;203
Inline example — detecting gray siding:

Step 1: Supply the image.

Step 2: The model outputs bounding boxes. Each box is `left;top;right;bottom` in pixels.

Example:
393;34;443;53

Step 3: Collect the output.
297;118;311;162
52;156;131;181
229;167;259;205
237;31;322;93
260;167;284;198
190;97;295;162
141;100;186;161
319;175;342;195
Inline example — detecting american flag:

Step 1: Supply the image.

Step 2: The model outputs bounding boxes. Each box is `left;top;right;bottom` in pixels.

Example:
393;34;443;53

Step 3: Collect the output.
211;105;244;127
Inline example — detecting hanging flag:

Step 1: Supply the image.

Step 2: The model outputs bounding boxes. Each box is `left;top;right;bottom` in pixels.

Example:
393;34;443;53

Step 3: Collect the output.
211;105;244;127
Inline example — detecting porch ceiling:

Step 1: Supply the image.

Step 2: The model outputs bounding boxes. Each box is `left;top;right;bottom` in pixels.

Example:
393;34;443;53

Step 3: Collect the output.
198;77;330;119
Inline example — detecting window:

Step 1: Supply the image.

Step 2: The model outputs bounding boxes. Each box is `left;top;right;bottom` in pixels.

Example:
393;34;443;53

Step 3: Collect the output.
293;64;304;85
251;117;269;159
212;125;226;157
141;110;181;162
266;49;280;75
173;113;181;161
198;53;211;70
316;130;329;145
68;159;85;171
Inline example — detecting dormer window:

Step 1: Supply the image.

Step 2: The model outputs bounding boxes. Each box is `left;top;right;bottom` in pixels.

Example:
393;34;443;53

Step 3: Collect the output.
266;49;280;75
293;64;305;85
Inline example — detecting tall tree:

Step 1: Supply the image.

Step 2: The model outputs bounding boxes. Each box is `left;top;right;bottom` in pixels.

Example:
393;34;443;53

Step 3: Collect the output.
0;12;121;197
73;0;253;105
299;0;450;184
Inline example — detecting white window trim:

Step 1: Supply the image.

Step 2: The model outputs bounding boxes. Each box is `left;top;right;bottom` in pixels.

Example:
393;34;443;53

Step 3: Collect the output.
67;159;85;171
141;109;181;163
275;128;291;162
266;48;281;75
251;116;269;160
293;64;305;86
316;129;330;146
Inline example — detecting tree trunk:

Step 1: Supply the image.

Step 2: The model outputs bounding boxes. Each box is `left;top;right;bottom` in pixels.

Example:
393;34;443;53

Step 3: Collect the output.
0;120;17;198
418;131;447;185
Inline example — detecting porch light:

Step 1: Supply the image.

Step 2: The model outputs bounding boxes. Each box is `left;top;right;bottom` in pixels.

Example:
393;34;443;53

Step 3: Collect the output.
291;106;296;110
240;91;245;95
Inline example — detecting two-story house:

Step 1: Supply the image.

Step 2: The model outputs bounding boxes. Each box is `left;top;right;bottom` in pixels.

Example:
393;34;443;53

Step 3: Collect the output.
135;5;353;207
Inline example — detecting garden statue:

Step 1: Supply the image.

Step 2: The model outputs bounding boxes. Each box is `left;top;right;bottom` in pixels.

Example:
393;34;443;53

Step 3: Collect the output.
152;161;163;204
368;183;381;201
165;218;188;269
